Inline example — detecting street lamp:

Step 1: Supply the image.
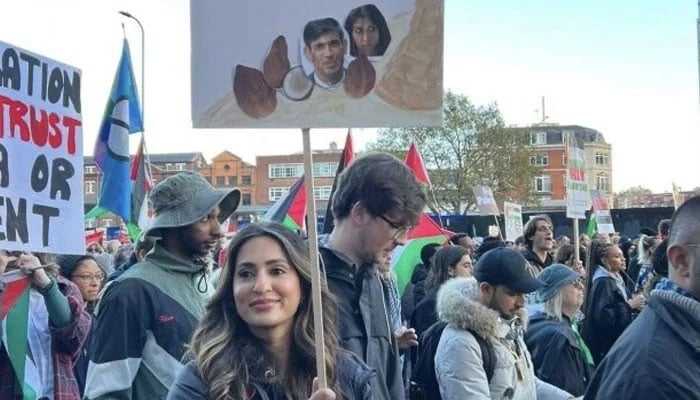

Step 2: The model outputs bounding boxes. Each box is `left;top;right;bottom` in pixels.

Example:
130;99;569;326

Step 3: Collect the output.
118;11;145;124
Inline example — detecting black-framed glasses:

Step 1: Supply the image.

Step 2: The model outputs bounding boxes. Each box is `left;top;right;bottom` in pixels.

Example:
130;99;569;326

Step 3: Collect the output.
72;273;105;283
377;214;412;240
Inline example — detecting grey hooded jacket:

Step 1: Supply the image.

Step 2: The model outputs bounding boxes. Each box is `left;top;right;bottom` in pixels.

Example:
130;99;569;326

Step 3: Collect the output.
434;277;573;400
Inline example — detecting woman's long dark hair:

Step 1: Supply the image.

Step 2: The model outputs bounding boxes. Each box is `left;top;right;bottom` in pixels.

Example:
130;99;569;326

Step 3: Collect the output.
584;240;617;306
425;245;468;291
344;4;392;56
186;222;341;400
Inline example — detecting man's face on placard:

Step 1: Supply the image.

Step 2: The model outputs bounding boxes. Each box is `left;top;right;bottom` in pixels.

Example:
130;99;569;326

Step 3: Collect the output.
304;31;346;85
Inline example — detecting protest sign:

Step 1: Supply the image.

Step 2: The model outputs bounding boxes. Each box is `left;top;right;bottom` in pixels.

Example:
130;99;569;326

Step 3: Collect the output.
0;41;83;254
473;186;499;216
566;132;590;219
504;202;523;241
190;0;444;128
590;190;615;234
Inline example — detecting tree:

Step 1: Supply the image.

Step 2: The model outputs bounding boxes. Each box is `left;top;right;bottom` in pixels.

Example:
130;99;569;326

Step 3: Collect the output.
615;186;653;197
368;91;539;214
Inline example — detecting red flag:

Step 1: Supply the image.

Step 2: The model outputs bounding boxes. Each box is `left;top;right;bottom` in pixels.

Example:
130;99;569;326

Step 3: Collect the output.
85;231;103;246
404;142;431;185
1;271;30;319
322;130;355;234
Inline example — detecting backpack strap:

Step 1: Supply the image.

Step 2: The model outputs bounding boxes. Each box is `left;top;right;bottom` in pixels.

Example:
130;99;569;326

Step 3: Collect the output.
469;329;496;383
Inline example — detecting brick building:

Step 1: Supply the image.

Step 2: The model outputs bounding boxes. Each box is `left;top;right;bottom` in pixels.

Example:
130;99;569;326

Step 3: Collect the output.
522;124;613;207
255;143;344;211
199;151;256;208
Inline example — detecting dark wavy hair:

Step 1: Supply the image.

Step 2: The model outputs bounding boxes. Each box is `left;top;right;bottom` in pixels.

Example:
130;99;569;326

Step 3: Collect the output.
186;222;341;400
425;245;469;291
344;4;392;56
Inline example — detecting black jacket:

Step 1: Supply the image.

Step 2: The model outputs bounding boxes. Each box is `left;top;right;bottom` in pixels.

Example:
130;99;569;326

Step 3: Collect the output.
582;269;635;364
318;241;404;400
584;290;700;399
168;351;374;400
525;312;593;396
401;263;429;322
410;287;439;338
521;248;553;274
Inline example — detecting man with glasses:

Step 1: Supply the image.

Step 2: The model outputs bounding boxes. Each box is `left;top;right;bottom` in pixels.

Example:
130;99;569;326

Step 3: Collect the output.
585;196;700;399
318;153;425;400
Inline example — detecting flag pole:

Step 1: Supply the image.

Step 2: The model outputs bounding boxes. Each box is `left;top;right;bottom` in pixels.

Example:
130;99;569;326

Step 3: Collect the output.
301;128;327;388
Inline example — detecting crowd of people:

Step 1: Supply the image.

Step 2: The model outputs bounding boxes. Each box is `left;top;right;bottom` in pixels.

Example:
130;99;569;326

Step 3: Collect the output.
1;152;698;399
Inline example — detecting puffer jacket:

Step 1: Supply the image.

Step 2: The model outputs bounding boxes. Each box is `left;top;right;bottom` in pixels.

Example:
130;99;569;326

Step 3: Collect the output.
434;277;572;400
167;351;374;400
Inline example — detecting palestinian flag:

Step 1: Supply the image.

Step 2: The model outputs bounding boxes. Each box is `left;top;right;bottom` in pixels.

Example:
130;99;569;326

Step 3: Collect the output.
390;141;448;295
263;176;307;232
1;270;41;399
390;214;448;295
128;135;154;240
322;130;355;234
585;207;597;237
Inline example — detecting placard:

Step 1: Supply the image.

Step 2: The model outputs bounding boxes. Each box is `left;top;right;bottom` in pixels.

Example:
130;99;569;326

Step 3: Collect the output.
566;131;590;219
504;201;523;241
0;41;84;254
590;190;615;234
472;186;499;216
190;0;444;128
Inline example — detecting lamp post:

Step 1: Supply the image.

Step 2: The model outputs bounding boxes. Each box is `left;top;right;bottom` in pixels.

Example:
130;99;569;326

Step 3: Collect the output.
118;11;145;124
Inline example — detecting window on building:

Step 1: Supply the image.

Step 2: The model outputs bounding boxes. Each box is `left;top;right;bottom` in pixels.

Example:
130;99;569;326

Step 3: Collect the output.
596;175;609;192
533;176;552;193
242;175;252;186
175;163;186;171
595;153;609;165
269;187;290;201
85;165;96;174
216;176;225;186
242;194;252;205
85;180;96;194
269;163;303;178
313;162;337;177
165;163;174;171
562;154;567;166
313;186;333;200
228;176;238;186
530;154;549;166
530;131;547;145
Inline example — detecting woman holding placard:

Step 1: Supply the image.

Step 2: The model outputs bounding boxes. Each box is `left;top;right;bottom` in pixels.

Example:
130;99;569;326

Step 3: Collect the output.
168;222;372;400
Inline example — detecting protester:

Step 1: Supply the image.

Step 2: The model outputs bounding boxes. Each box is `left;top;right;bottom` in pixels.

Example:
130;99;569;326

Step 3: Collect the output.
554;244;586;274
657;218;671;241
401;242;440;323
581;240;644;364
0;252;91;400
378;255;417;351
56;254;105;396
521;215;555;275
318;153;424;400
632;234;657;293
449;232;476;257
474;236;505;261
642;239;668;298
108;234;156;282
525;265;593;396
168;222;371;400
585;196;700;399
434;248;574;399
411;245;472;338
112;243;134;271
85;171;240;399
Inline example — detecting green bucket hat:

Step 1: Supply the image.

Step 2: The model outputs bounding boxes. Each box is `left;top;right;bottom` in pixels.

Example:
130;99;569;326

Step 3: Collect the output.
145;171;241;237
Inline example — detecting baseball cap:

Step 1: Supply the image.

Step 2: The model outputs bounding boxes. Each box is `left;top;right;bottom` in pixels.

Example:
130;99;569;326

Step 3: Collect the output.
474;247;543;293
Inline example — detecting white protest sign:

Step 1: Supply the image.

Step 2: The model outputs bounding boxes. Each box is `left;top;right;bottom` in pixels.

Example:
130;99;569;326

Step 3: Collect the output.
504;202;523;241
0;41;83;254
566;132;590;219
190;0;444;128
590;190;615;234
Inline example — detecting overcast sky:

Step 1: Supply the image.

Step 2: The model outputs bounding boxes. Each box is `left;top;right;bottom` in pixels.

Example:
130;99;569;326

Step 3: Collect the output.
2;0;698;192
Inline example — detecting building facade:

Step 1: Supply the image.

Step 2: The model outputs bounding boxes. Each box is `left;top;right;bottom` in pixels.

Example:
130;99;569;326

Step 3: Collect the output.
255;143;343;210
525;124;613;207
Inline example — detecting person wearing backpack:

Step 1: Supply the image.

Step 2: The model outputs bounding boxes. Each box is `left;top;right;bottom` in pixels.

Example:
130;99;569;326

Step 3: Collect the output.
434;249;578;400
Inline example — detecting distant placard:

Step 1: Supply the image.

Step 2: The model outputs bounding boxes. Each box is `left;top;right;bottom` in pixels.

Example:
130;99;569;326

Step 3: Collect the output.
566;132;590;219
190;0;444;128
0;41;84;254
590;190;615;234
504;202;523;241
473;186;499;216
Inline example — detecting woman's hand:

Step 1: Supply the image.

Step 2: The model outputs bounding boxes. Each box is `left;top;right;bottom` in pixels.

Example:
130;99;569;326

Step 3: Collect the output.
16;254;52;289
0;253;17;276
308;377;336;400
